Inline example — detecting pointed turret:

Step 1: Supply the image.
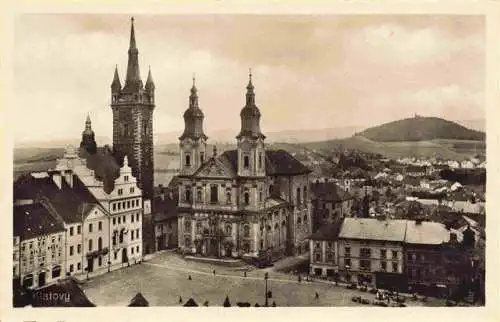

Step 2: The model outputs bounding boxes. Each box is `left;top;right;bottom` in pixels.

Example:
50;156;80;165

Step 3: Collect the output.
237;70;265;140
80;114;97;155
123;17;143;93
111;65;122;93
145;66;155;91
180;75;207;141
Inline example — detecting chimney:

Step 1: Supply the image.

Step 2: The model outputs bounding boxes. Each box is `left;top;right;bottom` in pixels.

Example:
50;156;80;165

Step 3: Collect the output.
52;172;62;189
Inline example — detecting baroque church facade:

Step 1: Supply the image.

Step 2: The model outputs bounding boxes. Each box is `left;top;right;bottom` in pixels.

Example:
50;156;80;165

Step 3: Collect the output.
176;73;313;260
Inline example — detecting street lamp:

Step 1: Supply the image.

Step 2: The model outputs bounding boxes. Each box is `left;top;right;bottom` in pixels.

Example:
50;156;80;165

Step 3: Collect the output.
264;272;269;307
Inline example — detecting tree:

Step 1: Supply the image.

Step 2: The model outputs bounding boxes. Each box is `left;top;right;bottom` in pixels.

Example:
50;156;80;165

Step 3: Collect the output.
223;295;231;307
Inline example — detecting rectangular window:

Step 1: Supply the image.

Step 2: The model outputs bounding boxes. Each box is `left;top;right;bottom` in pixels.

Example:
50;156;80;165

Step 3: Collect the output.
118;217;121;224
127;201;131;208
114;252;118;260
137;213;140;222
136;246;139;253
113;217;116;225
380;249;387;259
381;261;387;271
123;215;126;223
392;250;398;259
77;244;81;254
130;187;134;194
392;262;398;273
131;215;135;223
77;225;81;234
98;256;102;266
98;221;102;231
344;258;351;267
69;246;74;256
315;253;321;262
70;264;74;273
210;185;218;203
136;229;140;239
131;231;134;241
77;262;81;270
112;203;116;211
131;247;135;255
88;239;93;252
344;247;351;257
89;223;93;233
124;176;129;182
118;203;122;210
69;227;74;236
118;189;123;196
360;260;371;271
326;252;333;262
258;153;262;169
360;248;371;258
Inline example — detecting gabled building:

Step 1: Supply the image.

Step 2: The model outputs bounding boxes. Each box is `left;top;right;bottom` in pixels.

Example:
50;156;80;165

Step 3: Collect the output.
176;73;312;261
310;181;353;231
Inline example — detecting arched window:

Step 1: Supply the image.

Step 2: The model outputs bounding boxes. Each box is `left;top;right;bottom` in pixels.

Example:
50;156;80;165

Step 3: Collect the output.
243;155;249;168
112;232;117;246
184;219;192;232
296;187;301;205
88;239;93;251
225;224;232;236
196;189;202;202
184;236;191;248
98;237;102;250
185;154;191;167
297;217;302;225
119;229;124;243
244;191;250;205
303;214;308;223
303;186;308;203
226;189;232;204
185;188;192;203
244;225;250;237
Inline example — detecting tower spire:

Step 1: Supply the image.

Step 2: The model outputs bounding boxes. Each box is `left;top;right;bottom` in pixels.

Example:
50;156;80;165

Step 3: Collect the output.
189;73;198;108
246;68;255;106
85;113;91;130
123;17;143;92
145;65;155;91
111;64;122;92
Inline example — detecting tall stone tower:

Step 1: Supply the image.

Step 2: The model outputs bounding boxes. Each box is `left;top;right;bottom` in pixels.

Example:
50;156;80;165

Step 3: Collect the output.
179;76;207;175
110;17;155;199
111;18;155;254
236;71;266;178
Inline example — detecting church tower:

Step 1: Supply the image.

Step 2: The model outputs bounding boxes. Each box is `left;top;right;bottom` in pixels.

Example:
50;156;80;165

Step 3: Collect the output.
236;71;266;177
179;75;207;175
110;17;155;200
80;114;97;154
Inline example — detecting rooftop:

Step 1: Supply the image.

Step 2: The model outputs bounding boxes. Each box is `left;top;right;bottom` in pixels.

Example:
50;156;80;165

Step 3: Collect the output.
339;218;407;242
404;220;461;245
310;181;352;202
309;220;343;241
13;203;65;240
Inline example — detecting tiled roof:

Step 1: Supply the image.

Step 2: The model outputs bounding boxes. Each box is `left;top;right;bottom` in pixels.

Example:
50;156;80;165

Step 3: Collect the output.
404;220;458;245
311;182;352;202
309;220;343;241
80;147;120;194
13;203;65;240
220;149;311;176
32;278;95;307
339;218;407;242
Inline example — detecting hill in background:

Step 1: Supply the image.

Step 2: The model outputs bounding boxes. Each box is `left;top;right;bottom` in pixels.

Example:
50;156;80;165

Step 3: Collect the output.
357;116;485;142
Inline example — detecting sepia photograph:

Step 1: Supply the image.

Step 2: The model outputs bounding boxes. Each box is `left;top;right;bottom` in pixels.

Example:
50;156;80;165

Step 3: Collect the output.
5;7;493;315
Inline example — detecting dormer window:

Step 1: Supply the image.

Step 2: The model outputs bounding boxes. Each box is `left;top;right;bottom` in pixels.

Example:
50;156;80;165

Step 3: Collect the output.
243;155;249;169
185;154;191;167
118;189;123;196
130;187;134;194
124;176;129;182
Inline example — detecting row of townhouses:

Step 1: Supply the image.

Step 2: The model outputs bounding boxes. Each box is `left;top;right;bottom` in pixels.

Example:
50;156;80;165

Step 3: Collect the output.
13;147;145;290
309;217;480;296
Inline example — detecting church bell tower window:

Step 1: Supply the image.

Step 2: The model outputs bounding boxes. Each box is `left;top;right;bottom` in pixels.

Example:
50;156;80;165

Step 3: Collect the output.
243;155;249;169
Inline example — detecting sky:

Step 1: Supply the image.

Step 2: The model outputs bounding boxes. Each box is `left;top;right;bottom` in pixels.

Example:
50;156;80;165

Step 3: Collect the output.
11;14;485;144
